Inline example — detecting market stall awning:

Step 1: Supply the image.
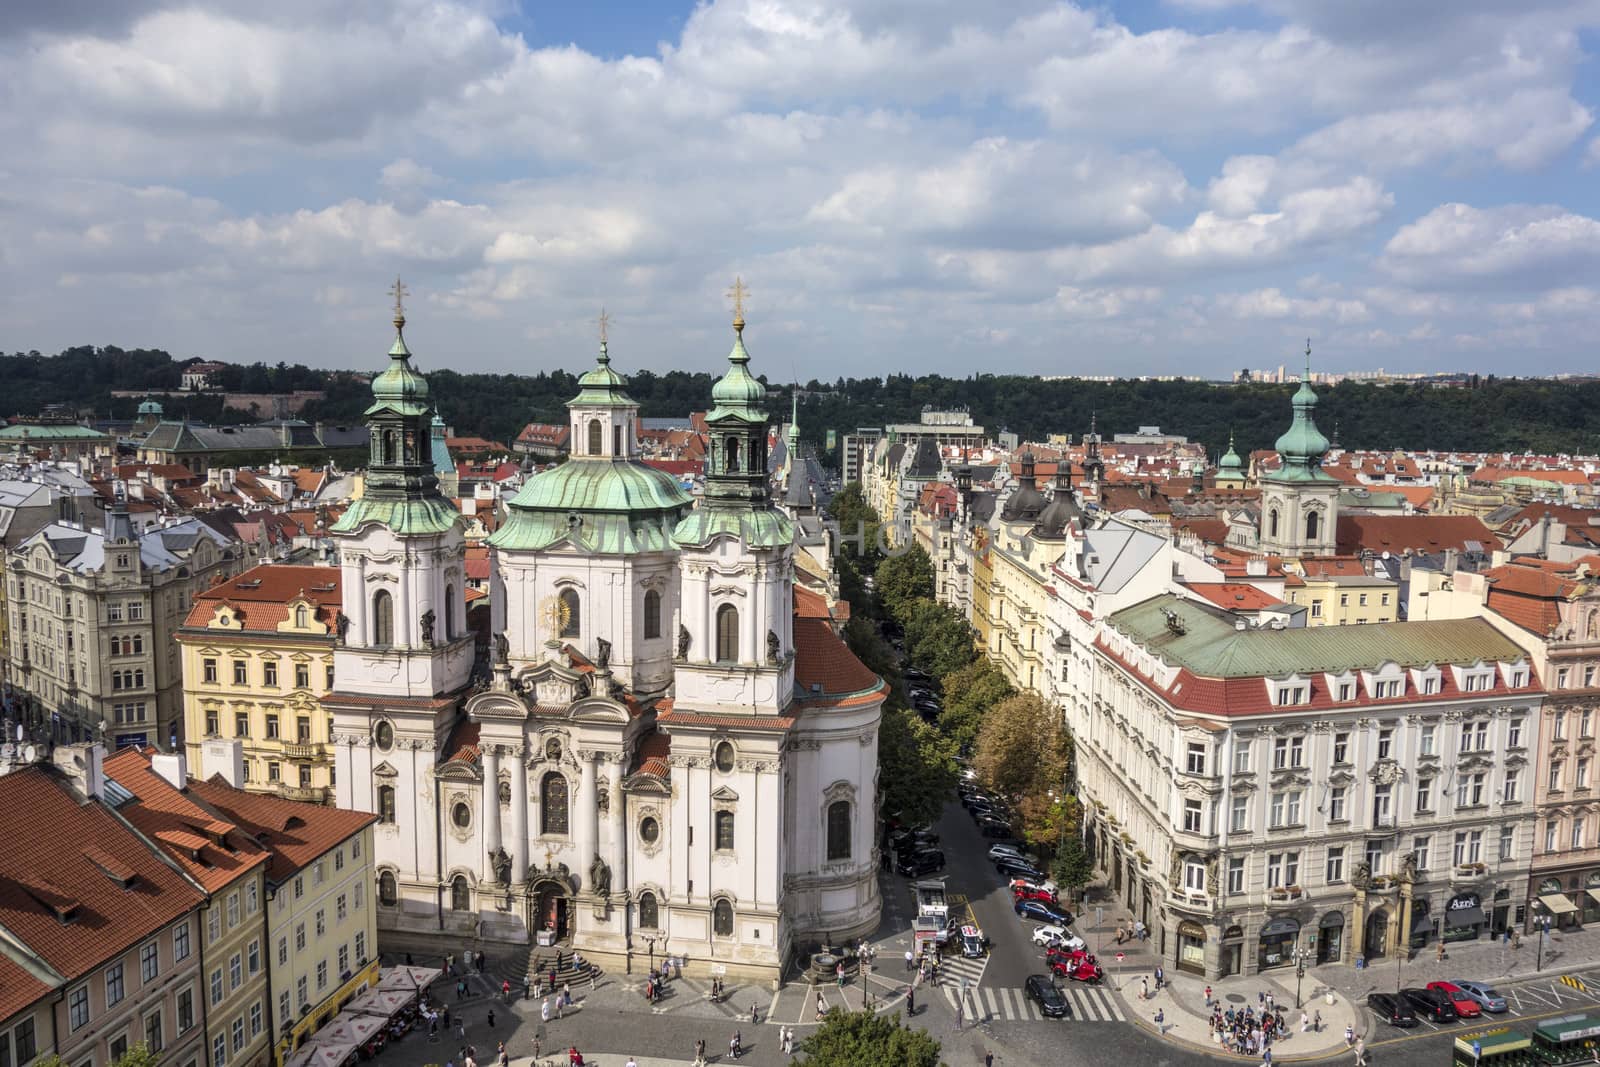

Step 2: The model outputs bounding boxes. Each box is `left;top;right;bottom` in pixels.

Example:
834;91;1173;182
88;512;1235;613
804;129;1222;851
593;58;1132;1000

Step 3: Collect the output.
344;988;414;1019
1445;906;1485;929
377;965;443;993
1587;889;1600;907
284;1040;358;1067
1539;892;1578;915
322;1014;387;1046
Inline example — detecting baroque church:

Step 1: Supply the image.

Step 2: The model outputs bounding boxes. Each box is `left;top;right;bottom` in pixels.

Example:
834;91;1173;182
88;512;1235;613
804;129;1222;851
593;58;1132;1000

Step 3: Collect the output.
327;292;885;979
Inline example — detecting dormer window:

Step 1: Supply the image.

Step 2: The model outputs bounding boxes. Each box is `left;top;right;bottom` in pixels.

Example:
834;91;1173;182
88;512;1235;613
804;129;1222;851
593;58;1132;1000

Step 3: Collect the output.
1275;684;1308;706
295;605;308;628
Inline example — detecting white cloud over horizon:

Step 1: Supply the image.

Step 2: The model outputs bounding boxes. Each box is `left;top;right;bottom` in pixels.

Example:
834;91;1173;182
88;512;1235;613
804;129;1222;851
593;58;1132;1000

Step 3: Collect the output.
0;0;1596;380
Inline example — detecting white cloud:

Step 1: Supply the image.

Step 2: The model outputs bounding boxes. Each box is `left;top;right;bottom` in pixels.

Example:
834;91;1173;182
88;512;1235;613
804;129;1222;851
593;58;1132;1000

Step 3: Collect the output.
1213;287;1370;323
1380;203;1600;287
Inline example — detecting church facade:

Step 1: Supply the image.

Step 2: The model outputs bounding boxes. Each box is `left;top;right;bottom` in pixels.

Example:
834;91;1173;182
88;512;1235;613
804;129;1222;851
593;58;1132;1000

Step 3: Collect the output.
328;295;884;980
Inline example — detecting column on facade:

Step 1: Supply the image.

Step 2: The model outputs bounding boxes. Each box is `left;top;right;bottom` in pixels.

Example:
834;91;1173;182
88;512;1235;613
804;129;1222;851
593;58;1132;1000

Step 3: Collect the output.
1351;889;1367;962
483;744;503;881
608;755;626;898
1396;885;1414;958
510;745;529;884
578;754;599;894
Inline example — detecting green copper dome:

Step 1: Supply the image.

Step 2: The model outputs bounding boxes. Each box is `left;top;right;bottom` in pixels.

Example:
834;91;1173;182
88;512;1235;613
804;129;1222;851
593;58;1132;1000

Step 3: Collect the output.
1269;374;1335;483
367;331;431;417
492;459;693;555
707;328;766;422
571;343;636;408
1219;433;1243;471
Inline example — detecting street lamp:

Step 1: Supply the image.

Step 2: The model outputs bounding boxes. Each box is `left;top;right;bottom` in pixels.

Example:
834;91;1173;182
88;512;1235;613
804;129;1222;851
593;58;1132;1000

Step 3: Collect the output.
1536;913;1553;971
1294;944;1307;1009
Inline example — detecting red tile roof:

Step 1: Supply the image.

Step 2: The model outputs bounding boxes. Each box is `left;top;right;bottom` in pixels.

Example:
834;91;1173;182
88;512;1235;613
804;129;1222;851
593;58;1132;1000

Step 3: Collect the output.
0;767;204;980
440;720;482;766
465;545;491;581
1182;583;1283;611
794;585;831;620
184;563;342;631
1483;562;1582;636
104;748;271;892
1473;466;1591;485
1335;514;1492;555
632;731;671;779
643;459;703;477
185;776;375;884
0;950;52;1024
516;423;570;447
793;617;885;709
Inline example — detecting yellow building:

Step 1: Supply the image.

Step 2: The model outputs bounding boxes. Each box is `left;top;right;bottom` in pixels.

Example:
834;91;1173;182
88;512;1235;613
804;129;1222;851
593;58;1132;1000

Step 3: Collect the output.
1284;559;1399;626
179;565;342;802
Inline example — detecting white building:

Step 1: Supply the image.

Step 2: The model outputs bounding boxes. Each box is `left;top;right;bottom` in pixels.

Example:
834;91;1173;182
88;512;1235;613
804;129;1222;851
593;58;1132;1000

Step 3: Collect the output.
329;300;884;981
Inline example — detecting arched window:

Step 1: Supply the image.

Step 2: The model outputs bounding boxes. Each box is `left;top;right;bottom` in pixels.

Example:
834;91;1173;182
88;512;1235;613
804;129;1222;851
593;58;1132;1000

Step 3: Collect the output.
294;605;307;628
724;436;740;474
643;589;662;640
1268;508;1280;539
713;898;734;937
637;891;659;930
559;588;580;639
541;772;569;835
827;800;851;861
1305;510;1320;541
372;589;394;646
715;604;739;664
613;424;623;457
450;876;470;912
377;785;396;824
587;418;602;456
715;809;735;851
377;871;398;907
444;584;456;639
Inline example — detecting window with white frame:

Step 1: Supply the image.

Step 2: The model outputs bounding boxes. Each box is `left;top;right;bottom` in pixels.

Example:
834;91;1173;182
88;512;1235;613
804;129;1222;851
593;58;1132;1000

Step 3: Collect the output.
1325;845;1345;884
1233;743;1251;774
1226;857;1245;895
1416;777;1434;813
1499;825;1515;862
1183;798;1203;833
1550;762;1565;793
1377;728;1394;759
1456;772;1486;807
1504;769;1521;803
1332;732;1350;764
1419;724;1436;755
1453;829;1483;865
1186;743;1207;775
1230;795;1248;832
1547;820;1559;853
1183;859;1205;892
1328;785;1347;822
1573;817;1587;851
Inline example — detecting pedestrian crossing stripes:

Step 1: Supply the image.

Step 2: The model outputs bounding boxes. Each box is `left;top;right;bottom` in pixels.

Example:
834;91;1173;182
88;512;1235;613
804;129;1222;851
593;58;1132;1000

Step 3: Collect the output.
1561;974;1589;993
938;953;988;989
941;982;1125;1023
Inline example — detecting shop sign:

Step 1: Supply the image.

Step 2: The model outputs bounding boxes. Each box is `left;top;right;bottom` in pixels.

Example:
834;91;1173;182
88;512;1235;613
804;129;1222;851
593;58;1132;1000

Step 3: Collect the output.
1447;893;1482;912
1539;877;1563;894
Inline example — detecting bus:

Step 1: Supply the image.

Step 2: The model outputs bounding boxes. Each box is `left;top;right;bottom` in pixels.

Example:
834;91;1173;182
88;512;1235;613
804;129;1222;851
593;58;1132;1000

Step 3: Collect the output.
1451;1028;1532;1066
1450;1014;1600;1065
1532;1013;1600;1064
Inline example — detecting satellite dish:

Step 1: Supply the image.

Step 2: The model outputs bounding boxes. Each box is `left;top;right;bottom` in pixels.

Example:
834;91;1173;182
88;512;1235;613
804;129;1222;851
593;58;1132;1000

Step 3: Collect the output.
22;745;37;763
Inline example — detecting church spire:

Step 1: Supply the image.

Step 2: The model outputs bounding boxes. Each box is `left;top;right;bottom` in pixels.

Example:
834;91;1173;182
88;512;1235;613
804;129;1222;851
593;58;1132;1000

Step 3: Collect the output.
1270;340;1333;482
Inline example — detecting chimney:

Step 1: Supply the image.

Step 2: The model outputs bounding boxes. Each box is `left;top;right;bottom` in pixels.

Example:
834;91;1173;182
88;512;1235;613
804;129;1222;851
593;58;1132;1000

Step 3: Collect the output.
201;739;245;788
1443;548;1458;575
151;751;188;790
52;741;106;802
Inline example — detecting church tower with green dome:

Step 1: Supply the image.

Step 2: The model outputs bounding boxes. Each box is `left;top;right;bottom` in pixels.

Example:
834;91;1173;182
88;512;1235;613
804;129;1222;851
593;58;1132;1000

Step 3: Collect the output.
1215;432;1246;490
672;282;797;717
1258;345;1339;556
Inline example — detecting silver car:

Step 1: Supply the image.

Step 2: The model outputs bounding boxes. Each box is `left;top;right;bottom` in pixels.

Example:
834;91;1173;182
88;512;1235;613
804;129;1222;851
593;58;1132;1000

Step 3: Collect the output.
1449;979;1507;1014
987;844;1026;861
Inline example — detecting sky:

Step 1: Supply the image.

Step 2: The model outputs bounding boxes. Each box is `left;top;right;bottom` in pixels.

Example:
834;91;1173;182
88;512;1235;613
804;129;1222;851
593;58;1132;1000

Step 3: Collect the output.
1;0;1598;382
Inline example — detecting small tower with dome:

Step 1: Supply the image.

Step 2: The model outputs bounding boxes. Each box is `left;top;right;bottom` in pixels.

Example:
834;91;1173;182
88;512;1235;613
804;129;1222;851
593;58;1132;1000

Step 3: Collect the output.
1258;344;1339;556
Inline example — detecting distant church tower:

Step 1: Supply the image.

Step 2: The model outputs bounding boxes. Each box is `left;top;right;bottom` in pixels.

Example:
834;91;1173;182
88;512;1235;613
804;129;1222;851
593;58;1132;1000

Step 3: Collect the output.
1258;345;1338;556
670;282;797;716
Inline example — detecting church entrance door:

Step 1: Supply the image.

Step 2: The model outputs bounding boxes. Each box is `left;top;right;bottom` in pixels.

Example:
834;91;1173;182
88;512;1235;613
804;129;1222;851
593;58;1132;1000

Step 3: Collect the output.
535;884;569;942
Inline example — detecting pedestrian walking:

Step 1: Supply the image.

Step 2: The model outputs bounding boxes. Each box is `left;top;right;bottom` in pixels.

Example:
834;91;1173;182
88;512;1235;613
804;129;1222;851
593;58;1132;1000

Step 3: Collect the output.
1154;965;1165;990
455;1020;466;1041
816;992;826;1020
1263;1047;1273;1065
1300;1012;1309;1034
1204;984;1213;1007
541;997;550;1025
751;1001;759;1025
501;979;511;1003
985;1052;994;1067
486;1009;495;1029
1154;1008;1166;1035
1354;1036;1367;1066
1265;992;1275;1013
1141;976;1149;1000
1314;1009;1322;1033
907;987;915;1016
522;975;530;1001
905;950;914;972
1344;1024;1354;1048
1436;941;1447;963
693;1038;706;1067
589;969;597;993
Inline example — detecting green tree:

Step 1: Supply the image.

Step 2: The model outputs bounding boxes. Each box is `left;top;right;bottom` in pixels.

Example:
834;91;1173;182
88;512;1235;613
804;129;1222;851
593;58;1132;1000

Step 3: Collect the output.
901;598;976;680
794;1008;944;1066
875;544;934;622
827;482;882;570
876;704;959;828
973;692;1070;808
937;659;1013;752
1052;831;1095;903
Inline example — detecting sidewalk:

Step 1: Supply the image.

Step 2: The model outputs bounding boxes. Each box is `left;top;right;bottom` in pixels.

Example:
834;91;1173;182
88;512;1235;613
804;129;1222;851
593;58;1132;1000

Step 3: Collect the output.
1117;966;1359;1061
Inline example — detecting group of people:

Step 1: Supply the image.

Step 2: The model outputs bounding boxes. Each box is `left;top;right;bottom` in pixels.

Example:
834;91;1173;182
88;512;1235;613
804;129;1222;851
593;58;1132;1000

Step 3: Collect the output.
1113;918;1148;945
1210;1004;1287;1057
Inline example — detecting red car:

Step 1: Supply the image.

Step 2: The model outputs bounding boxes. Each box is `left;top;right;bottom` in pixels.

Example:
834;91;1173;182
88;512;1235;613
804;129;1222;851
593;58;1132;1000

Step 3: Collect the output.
1013;885;1058;905
1047;948;1104;983
1426;981;1482;1018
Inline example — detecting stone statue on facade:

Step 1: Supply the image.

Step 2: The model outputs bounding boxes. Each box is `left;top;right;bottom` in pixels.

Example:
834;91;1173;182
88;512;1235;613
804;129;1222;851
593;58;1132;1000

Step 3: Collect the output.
1351;860;1372;889
420;608;436;644
1399;850;1418;884
590;853;611;897
767;629;781;665
595;636;611;671
335;611;350;644
491;846;513;885
494;632;510;665
677;624;691;659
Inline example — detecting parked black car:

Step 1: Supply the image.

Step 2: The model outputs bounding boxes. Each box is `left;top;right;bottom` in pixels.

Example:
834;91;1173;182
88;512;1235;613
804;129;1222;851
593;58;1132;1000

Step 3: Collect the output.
995;856;1046;881
890;829;940;852
1025;975;1069;1018
1400;987;1457;1023
978;819;1015;839
895;850;946;877
1366;992;1418;1028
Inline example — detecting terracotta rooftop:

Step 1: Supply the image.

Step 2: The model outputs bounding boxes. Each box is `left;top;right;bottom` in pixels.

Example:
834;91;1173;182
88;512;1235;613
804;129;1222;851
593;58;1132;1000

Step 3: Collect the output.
1181;583;1283;611
0;950;53;1024
440;720;482;766
632;730;671;779
1335;514;1492;555
104;748;271;892
0;767;204;981
183;563;342;631
793;616;885;709
185;776;375;885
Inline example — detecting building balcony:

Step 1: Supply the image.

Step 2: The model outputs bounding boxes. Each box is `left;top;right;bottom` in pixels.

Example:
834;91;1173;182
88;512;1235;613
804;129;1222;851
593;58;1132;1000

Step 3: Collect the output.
277;784;328;804
283;742;323;760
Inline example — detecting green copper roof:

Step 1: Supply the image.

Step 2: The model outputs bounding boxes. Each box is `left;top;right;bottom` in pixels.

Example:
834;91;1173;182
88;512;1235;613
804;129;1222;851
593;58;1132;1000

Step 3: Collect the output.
1109;594;1526;677
1269;372;1334;484
0;424;109;440
1219;433;1242;471
430;414;454;473
491;459;692;554
707;327;766;423
331;495;461;537
367;328;431;417
570;343;637;409
672;506;795;550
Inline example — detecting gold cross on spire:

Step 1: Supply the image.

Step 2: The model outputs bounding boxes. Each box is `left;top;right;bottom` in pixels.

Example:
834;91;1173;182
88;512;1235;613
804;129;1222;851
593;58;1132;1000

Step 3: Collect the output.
597;307;610;346
727;276;748;333
388;276;410;329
